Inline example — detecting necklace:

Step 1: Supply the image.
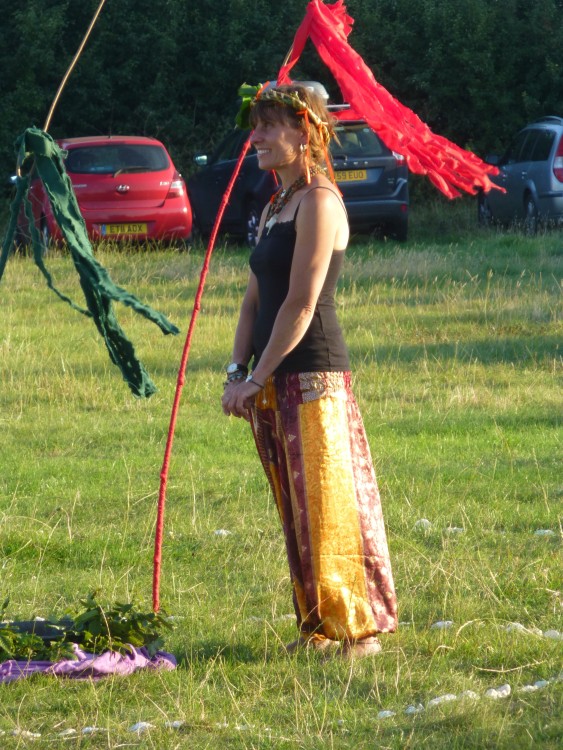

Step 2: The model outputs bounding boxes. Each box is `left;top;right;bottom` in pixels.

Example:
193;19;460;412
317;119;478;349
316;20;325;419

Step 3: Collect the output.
264;166;324;233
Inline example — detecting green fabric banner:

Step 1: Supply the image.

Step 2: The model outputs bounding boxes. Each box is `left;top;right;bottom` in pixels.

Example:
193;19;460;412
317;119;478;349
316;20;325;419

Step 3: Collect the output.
0;127;179;398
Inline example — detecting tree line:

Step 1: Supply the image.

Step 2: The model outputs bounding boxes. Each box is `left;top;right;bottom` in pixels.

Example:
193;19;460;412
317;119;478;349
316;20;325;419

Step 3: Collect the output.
1;0;562;196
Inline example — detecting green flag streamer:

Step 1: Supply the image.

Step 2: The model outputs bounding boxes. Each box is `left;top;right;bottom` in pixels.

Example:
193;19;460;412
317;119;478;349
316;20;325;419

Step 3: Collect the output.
0;127;179;398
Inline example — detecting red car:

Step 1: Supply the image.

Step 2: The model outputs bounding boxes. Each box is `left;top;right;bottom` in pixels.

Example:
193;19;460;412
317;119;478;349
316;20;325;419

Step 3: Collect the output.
18;135;192;246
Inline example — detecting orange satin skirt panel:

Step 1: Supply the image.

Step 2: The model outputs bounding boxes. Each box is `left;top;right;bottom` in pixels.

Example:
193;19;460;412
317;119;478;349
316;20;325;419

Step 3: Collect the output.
251;372;397;641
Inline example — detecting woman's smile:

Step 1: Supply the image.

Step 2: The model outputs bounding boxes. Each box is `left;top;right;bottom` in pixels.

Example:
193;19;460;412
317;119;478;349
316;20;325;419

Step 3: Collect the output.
250;120;303;175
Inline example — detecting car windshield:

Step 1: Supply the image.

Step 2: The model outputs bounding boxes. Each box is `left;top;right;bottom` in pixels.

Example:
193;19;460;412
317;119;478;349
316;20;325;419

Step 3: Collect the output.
331;123;386;158
65;144;169;175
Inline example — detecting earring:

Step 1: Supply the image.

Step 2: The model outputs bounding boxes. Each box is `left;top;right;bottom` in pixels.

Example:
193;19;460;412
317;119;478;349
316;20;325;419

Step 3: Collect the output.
300;143;306;153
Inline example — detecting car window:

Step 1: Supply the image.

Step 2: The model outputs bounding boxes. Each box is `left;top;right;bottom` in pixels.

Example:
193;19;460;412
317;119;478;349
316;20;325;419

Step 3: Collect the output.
211;131;248;164
530;129;556;161
501;130;533;165
65;144;169;174
332;123;386;158
518;131;542;162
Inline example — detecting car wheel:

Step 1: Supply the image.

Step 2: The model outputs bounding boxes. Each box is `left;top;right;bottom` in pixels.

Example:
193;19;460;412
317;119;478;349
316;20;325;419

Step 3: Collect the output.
388;218;408;242
477;192;493;227
13;226;27;254
523;194;538;235
190;212;208;247
245;202;260;248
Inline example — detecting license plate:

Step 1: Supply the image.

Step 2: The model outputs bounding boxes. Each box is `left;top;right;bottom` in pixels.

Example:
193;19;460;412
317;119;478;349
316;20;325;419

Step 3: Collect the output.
334;169;367;182
101;223;147;236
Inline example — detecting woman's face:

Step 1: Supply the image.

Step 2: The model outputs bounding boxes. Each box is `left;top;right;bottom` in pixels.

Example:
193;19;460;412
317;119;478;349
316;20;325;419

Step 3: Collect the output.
250;115;304;172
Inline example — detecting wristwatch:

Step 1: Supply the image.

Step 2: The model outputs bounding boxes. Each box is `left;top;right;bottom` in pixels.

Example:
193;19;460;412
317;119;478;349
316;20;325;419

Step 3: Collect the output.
226;362;248;376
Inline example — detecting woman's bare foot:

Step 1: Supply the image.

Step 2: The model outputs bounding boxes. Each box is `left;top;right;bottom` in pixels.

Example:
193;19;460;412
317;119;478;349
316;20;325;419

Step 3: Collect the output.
339;636;382;659
284;636;337;654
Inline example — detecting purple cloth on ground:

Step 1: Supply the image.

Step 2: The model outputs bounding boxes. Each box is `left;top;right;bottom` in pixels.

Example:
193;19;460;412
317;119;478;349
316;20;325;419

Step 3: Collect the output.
0;643;176;683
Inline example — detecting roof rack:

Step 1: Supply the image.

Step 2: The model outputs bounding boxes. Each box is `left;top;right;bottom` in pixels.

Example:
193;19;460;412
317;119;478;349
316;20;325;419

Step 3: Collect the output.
533;116;563;125
265;80;330;101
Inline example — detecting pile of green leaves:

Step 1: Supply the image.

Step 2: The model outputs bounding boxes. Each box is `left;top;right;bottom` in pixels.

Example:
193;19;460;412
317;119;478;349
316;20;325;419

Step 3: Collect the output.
0;592;173;663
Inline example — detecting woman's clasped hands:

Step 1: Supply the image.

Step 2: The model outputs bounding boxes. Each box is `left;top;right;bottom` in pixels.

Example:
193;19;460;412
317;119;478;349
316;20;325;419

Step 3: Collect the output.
221;378;262;420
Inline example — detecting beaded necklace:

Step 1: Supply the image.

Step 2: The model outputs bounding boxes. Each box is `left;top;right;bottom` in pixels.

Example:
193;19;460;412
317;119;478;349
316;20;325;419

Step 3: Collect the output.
264;165;324;233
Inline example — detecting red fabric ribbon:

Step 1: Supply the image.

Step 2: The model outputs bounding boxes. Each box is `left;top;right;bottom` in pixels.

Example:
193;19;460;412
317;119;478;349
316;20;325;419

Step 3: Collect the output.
277;0;498;199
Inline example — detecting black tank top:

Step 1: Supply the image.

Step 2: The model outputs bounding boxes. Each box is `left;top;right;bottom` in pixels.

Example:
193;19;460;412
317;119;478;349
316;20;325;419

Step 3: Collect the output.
249;215;350;373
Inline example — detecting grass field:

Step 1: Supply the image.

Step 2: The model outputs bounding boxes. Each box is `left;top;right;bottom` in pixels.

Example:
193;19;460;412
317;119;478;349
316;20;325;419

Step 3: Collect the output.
0;202;561;748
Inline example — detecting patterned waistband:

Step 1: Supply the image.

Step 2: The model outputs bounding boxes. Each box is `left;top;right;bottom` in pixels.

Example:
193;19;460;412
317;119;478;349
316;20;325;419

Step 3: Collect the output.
257;371;352;411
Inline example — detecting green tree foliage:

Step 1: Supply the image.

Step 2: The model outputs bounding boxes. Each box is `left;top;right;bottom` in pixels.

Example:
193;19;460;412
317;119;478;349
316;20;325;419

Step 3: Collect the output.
353;0;563;153
1;0;562;191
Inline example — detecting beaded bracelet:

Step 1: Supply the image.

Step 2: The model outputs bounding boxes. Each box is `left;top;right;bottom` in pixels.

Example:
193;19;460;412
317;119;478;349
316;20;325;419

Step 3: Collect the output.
223;371;246;387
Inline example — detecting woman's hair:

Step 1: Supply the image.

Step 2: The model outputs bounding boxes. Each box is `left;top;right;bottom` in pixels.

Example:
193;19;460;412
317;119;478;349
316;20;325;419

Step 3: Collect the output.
250;84;335;166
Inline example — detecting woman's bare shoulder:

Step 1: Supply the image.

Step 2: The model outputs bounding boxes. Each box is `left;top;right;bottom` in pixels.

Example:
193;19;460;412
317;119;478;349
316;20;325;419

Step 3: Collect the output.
300;175;345;212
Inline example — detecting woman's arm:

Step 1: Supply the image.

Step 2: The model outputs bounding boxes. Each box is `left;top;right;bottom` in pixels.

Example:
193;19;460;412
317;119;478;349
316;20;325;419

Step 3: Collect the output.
222;204;269;419
231;271;259;366
221;271;259;418
231;199;269;365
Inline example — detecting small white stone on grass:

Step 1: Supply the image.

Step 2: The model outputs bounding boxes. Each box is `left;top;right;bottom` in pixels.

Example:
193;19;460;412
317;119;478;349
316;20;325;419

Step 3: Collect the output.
427;694;457;707
518;684;539;693
503;622;542;635
534;680;550;689
445;527;465;534
165;720;185;729
543;630;562;640
377;710;396;719
11;729;41;738
414;518;432;531
58;728;78;737
431;620;454;629
214;529;231;537
129;722;155;733
534;529;555;537
485;684;511;699
82;727;106;735
405;703;424;715
459;690;480;700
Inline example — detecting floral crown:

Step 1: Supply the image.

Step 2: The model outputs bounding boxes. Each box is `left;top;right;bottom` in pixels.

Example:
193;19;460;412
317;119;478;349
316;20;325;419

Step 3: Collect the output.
236;83;331;143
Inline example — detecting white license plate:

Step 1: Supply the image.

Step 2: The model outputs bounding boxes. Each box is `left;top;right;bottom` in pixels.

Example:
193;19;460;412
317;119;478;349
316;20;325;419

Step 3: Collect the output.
334;169;367;182
101;223;147;236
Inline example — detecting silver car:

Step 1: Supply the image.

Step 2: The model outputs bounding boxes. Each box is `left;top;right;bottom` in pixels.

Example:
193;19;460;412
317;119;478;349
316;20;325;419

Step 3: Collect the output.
478;116;563;233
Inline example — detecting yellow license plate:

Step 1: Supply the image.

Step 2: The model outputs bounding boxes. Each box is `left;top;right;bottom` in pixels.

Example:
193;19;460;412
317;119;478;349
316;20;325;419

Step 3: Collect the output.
102;223;147;236
335;169;367;182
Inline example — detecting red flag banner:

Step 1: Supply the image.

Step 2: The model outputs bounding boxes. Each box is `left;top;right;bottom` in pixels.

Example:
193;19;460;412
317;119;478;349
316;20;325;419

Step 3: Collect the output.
277;0;499;199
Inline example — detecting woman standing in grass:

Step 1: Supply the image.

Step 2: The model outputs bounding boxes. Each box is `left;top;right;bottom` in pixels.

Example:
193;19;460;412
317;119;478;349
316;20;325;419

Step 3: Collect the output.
221;83;397;657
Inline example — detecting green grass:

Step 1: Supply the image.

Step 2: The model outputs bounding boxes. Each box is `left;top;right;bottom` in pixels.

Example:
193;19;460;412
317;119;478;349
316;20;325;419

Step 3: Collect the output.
0;202;561;748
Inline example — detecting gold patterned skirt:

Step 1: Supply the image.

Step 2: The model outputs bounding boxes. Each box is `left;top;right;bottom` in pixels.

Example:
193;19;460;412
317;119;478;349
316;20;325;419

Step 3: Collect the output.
250;371;397;642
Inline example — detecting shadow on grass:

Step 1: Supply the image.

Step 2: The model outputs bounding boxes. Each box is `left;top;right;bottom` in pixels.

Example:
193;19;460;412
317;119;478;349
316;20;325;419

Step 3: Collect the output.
349;334;560;367
19;332;555;386
175;640;257;665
